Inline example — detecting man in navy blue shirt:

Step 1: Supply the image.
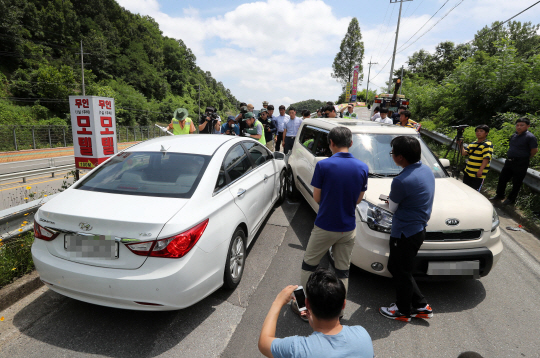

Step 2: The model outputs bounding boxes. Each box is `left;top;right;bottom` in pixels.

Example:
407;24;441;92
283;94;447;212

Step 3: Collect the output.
221;116;240;136
380;136;435;322
293;127;368;321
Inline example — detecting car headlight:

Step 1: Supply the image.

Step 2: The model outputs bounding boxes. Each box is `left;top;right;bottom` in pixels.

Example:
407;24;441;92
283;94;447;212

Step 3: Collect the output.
491;207;499;232
357;200;393;233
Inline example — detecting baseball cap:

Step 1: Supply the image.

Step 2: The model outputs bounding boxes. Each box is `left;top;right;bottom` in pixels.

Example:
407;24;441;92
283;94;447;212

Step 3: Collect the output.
242;112;255;121
263;101;269;105
227;115;236;122
260;108;268;113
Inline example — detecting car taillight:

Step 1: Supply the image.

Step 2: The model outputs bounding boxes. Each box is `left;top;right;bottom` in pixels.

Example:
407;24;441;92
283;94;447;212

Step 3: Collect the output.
374;99;382;103
125;219;209;259
402;101;409;105
34;222;60;241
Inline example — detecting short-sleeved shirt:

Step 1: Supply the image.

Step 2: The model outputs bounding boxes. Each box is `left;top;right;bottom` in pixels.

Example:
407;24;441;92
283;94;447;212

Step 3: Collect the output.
271;325;374;358
370;113;380;121
465;140;493;178
274;114;290;132
311;152;368;232
389;161;435;238
343;111;357;118
220;123;239;135
397;119;418;128
507;131;538;158
285;117;302;137
375;117;393;125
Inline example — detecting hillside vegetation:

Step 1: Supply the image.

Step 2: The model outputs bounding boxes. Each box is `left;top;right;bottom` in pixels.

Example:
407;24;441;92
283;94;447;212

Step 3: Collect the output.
0;0;239;126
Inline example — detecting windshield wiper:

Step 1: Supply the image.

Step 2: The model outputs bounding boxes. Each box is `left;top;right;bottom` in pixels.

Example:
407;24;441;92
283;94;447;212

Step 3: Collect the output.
368;172;400;178
368;172;385;178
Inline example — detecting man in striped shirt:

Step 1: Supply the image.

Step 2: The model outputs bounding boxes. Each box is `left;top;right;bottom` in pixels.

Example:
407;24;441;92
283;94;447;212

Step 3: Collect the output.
458;124;493;191
396;110;420;131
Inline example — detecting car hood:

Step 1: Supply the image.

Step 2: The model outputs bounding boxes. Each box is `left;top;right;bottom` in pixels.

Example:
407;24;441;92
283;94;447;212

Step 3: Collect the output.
364;177;493;231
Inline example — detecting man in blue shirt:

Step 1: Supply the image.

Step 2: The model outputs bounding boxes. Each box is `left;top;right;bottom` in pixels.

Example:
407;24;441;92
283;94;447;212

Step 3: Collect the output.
380;136;435;322
294;127;368;321
274;105;290;152
221;116;240;136
258;268;374;358
283;107;302;154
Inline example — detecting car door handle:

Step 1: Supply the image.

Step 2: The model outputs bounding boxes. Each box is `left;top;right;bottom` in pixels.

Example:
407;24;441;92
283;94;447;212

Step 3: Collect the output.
237;188;247;197
263;174;269;182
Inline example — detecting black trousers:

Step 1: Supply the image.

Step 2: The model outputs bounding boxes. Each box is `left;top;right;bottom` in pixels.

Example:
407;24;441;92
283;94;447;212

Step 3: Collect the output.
496;157;529;201
387;230;427;316
275;132;284;151
463;174;484;191
284;137;295;155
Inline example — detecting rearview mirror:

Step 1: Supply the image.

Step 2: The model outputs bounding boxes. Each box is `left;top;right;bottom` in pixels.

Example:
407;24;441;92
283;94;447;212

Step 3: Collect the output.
439;158;450;168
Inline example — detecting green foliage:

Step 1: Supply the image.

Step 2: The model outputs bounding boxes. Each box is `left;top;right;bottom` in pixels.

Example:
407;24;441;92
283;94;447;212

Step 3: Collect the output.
0;0;238;126
331;18;364;87
0;232;35;288
289;99;328;113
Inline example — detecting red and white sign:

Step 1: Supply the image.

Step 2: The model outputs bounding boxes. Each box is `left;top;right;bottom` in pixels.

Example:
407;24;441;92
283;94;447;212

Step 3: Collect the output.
351;65;360;102
69;96;117;170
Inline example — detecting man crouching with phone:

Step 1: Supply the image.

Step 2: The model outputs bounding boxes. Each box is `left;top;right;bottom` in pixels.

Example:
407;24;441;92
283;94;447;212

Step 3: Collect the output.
258;269;374;358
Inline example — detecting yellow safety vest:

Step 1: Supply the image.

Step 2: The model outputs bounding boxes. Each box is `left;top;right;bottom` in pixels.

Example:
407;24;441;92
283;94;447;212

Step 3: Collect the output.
172;117;192;135
254;120;266;145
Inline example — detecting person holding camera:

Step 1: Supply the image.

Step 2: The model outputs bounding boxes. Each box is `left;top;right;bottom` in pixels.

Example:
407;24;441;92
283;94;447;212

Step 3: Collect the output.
167;108;195;135
274;105;290;152
242;112;266;145
221;116;240;136
258;268;374;358
457;125;493;191
259;109;277;151
380;136;435;322
491;117;538;205
198;106;221;134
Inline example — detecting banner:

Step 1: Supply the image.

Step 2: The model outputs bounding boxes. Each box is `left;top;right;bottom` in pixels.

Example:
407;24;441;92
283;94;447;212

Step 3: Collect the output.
69;96;118;170
345;82;351;102
351;65;359;102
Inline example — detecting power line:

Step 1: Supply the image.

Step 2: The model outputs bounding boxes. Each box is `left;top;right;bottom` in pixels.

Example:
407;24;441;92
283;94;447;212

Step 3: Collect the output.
375;4;397;61
396;0;451;52
372;2;392;50
407;0;426;17
397;0;466;54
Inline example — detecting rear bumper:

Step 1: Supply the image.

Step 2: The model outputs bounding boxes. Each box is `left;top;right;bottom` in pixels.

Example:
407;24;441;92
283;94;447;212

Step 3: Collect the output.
32;238;227;311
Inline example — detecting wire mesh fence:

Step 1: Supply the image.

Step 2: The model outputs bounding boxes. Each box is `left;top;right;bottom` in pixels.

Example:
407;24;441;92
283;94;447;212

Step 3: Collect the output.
0;125;169;152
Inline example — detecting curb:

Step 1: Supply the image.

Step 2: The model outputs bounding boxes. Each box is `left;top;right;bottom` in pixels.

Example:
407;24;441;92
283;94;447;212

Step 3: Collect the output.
0;271;43;312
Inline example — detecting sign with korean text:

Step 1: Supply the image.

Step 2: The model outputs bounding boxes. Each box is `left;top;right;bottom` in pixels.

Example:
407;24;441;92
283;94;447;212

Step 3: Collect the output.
351;65;359;102
345;82;351;102
69;96;117;170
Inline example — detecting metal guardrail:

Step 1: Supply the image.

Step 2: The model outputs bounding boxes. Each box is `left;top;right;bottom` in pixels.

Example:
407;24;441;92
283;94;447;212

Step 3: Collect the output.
0;164;75;183
420;128;540;193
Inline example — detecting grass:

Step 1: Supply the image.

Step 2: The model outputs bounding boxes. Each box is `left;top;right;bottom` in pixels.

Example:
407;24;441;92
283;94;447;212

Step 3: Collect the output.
0;232;35;288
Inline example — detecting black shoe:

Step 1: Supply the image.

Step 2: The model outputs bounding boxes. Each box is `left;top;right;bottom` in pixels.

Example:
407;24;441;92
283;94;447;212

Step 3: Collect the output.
502;199;515;206
489;195;504;201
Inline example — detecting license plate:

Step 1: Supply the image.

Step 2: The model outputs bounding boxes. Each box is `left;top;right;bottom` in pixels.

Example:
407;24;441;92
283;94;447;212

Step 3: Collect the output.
427;261;480;277
64;235;119;259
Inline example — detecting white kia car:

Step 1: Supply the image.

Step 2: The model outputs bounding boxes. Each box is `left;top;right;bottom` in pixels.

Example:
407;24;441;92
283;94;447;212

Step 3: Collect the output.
286;118;502;278
32;135;286;310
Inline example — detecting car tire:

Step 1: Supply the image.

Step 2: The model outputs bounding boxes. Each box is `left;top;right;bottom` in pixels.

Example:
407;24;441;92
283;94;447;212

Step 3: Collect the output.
327;246;335;267
223;228;247;290
275;170;286;206
286;166;299;200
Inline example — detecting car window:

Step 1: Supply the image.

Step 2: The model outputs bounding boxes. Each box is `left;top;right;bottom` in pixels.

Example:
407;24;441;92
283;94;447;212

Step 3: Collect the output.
298;125;318;155
313;130;332;157
215;164;227;192
243;142;271;167
75;152;210;198
349;134;447;178
223;144;253;182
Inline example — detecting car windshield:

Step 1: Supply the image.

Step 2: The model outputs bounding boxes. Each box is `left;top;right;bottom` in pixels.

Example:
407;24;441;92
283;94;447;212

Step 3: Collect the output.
350;134;447;178
75;151;210;198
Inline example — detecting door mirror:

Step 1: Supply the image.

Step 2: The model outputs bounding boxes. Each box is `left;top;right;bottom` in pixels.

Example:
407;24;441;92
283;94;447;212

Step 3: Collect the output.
273;152;285;160
367;104;371;110
439;158;451;168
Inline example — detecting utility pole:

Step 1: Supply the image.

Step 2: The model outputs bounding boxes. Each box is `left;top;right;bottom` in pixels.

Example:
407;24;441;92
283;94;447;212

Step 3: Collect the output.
399;65;404;94
388;0;412;93
365;58;378;105
80;40;85;96
198;84;201;133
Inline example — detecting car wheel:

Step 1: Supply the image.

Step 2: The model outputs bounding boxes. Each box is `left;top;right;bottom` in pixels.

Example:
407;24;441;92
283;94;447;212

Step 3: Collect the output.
223;228;246;290
286;167;299;200
275;170;286;206
327;246;335;267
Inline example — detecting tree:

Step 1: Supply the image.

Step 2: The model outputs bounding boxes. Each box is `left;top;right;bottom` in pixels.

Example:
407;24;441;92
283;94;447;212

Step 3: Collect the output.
473;21;540;58
331;18;364;89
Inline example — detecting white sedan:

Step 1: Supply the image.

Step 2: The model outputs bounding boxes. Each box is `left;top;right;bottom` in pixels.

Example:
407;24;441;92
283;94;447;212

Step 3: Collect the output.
32;134;287;310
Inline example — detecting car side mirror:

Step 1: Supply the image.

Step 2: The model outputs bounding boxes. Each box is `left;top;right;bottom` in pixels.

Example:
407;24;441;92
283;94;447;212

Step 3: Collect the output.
439;158;450;169
367;105;371;110
273;152;285;160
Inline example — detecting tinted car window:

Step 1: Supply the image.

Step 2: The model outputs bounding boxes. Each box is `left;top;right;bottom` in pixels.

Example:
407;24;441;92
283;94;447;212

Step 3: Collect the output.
224;144;253;182
76;152;209;198
298;125;318;154
243;142;271;167
313;130;332;157
349;134;446;178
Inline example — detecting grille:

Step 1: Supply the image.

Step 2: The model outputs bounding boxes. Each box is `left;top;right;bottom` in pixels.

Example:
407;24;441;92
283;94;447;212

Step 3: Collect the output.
425;230;483;242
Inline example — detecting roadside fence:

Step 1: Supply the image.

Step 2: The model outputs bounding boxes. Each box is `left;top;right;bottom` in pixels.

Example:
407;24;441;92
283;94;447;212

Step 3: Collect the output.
0;125;170;152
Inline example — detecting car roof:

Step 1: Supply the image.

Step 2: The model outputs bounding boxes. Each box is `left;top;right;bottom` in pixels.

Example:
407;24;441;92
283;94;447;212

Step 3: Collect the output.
125;134;238;156
303;118;419;135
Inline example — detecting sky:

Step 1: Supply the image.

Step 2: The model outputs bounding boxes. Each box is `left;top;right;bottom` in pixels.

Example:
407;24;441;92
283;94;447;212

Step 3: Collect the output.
115;0;540;108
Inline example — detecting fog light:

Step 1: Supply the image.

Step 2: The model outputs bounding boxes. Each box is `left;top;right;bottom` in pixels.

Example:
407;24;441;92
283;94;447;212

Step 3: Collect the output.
371;262;384;271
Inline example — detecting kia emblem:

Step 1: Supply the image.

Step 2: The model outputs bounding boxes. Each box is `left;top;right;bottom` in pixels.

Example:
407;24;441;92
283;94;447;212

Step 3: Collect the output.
445;218;459;226
79;222;93;231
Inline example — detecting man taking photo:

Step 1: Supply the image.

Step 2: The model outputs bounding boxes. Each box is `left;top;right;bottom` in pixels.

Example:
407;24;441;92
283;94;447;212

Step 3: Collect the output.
380;136;435;322
259;108;277;151
295;127;368;321
243;112;266;145
198;106;221;134
458;125;493;191
221;116;240;136
258;268;374;358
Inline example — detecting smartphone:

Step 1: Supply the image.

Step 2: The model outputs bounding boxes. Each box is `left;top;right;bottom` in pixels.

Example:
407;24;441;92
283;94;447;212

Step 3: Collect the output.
293;286;307;312
379;194;389;202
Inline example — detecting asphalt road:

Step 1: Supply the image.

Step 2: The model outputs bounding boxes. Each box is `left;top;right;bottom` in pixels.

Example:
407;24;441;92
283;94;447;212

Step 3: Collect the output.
0;197;540;358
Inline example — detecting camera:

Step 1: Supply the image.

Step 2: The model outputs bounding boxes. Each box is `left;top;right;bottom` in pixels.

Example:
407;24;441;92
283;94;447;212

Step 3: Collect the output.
239;106;248;115
451;124;469;139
